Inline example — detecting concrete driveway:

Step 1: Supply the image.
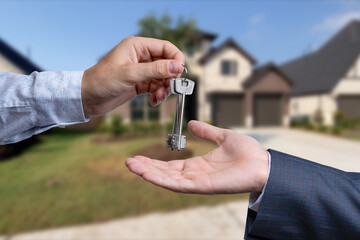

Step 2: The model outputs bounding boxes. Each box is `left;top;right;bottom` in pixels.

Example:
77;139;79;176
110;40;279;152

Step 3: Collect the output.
5;128;360;240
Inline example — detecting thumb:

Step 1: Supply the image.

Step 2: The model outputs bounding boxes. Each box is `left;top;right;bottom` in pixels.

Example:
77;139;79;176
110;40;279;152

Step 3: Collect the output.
127;60;183;82
188;120;228;145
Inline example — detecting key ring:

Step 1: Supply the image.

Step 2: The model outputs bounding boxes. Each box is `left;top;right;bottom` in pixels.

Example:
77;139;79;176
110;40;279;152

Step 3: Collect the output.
182;64;188;82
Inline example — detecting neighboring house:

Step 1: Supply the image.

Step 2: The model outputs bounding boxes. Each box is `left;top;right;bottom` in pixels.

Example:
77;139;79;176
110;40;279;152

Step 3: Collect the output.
0;38;42;74
282;20;360;125
0;38;103;130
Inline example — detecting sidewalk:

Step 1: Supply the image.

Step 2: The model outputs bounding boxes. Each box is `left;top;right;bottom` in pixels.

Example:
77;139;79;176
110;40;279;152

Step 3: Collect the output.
4;201;249;240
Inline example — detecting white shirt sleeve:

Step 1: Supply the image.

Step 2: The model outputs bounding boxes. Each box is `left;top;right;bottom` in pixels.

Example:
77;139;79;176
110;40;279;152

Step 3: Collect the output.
0;71;89;145
248;151;272;212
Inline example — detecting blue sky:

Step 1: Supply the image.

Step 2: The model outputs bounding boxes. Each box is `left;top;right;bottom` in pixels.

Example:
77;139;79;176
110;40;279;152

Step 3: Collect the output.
1;0;360;71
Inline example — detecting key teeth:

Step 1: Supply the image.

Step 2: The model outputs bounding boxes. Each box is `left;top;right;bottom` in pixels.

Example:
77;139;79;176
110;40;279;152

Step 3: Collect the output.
166;134;186;151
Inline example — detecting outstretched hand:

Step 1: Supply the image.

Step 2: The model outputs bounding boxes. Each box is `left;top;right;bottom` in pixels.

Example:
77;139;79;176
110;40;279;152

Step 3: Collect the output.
125;121;269;194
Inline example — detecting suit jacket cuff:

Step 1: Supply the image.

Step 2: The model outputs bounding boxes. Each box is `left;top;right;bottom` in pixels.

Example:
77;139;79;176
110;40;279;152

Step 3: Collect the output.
248;151;272;212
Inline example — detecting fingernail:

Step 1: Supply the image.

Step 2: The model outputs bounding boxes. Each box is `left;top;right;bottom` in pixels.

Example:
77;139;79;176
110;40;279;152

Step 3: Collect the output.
169;61;180;74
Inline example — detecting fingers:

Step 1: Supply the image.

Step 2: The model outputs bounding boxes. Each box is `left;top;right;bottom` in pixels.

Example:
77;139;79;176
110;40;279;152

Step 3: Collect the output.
129;37;185;63
127;60;183;83
188;120;228;145
125;156;194;192
149;86;171;106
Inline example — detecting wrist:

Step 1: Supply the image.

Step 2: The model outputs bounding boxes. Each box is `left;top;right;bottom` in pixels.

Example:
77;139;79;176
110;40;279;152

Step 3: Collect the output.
254;149;270;193
81;69;92;118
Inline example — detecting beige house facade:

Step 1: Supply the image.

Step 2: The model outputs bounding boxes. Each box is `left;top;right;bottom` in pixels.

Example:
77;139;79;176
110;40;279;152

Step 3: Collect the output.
283;20;360;126
108;33;294;128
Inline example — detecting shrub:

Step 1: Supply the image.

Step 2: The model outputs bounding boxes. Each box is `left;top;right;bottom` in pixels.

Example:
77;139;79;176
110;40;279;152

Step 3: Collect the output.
148;121;163;133
290;120;301;128
109;114;126;136
331;126;342;135
131;121;150;134
313;109;324;125
334;111;345;126
97;122;109;133
317;124;329;133
130;121;164;134
305;122;315;130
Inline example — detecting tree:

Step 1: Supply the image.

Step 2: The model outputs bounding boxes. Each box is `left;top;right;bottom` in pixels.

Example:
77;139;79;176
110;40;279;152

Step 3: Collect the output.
138;13;197;51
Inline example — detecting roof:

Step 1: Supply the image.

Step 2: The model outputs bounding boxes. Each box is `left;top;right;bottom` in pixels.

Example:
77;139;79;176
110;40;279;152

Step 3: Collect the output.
281;20;360;96
243;62;292;88
198;38;257;65
190;30;217;42
0;37;42;73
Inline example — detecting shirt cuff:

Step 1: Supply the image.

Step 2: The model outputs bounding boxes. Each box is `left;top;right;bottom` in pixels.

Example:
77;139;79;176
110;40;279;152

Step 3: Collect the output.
33;71;89;132
248;151;272;212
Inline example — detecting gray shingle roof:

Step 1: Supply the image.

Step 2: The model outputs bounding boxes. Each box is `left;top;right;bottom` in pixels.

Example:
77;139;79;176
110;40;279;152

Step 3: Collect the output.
281;20;360;96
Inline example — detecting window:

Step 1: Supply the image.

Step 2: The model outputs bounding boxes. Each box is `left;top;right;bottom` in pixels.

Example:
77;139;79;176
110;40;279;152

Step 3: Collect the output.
131;95;144;121
131;95;160;121
187;44;195;57
221;60;237;76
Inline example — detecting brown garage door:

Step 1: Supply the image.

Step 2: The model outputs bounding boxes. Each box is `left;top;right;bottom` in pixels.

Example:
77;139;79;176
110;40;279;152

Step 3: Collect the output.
338;95;360;119
211;94;244;127
254;94;282;126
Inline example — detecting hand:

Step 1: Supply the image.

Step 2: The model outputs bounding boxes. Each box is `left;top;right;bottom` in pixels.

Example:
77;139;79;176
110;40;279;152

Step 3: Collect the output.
81;37;185;117
125;121;269;194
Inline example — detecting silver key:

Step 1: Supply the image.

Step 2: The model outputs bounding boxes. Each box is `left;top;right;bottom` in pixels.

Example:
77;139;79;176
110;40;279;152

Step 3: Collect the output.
167;78;195;151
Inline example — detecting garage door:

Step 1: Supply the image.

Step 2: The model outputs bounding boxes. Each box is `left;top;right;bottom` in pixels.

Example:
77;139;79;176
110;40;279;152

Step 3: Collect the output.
211;94;244;127
254;94;282;126
338;95;360;119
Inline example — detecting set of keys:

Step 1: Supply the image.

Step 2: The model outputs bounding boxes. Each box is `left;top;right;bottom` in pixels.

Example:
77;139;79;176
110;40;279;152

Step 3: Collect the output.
166;66;195;152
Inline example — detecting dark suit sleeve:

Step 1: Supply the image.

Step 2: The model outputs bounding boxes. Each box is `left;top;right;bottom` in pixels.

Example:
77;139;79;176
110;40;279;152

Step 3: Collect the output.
245;149;360;240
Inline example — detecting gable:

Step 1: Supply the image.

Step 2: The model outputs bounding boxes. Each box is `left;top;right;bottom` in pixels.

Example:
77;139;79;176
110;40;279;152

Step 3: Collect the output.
333;53;360;95
281;20;360;96
202;46;253;92
199;38;256;65
248;71;291;93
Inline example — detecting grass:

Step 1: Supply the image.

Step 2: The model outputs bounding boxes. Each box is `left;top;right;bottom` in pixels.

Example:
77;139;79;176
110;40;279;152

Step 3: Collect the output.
0;131;246;235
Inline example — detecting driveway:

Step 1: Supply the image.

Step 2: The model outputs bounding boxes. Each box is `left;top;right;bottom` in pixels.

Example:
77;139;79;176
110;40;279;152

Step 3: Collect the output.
5;128;360;240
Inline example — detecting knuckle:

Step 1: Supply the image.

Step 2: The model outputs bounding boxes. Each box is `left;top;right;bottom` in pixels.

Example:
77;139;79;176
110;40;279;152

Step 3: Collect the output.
122;36;136;44
163;40;171;46
152;62;167;77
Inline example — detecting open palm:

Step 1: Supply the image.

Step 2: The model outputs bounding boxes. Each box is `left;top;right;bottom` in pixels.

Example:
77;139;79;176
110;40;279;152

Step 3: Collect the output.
125;121;269;194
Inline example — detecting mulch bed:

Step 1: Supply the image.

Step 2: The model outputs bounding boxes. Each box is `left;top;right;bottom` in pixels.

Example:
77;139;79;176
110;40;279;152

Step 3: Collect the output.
135;143;193;161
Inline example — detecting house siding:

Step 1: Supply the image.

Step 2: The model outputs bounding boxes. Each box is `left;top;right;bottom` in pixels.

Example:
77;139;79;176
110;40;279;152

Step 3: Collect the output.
199;47;252;122
0;53;27;74
333;54;360;96
290;94;336;125
291;54;360;126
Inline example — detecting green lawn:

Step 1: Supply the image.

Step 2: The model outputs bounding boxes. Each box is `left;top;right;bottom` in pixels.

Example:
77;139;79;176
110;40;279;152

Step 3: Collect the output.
0;131;246;235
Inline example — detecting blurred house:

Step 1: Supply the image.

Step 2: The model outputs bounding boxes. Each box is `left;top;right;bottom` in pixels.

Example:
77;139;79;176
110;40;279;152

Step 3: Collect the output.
111;31;292;127
189;34;291;128
281;20;360;125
